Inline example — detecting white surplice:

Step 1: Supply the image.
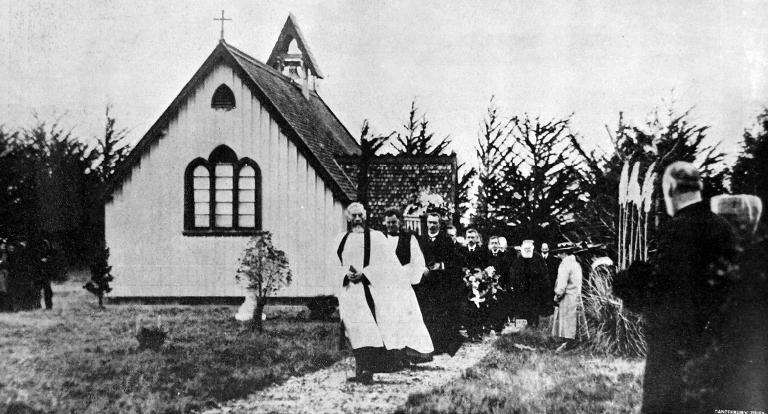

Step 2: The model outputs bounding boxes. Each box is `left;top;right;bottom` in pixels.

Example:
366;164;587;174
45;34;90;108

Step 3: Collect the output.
332;230;433;354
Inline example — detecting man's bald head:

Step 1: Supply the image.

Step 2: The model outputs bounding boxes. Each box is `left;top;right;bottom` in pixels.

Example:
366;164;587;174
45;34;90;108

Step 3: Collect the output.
663;161;703;216
663;161;703;196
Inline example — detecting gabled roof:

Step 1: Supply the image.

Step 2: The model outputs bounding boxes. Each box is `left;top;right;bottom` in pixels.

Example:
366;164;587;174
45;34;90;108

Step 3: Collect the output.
266;13;324;78
337;154;458;227
107;40;360;202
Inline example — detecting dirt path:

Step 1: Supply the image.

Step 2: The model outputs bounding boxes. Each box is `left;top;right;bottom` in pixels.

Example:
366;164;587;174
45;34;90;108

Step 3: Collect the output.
203;326;519;414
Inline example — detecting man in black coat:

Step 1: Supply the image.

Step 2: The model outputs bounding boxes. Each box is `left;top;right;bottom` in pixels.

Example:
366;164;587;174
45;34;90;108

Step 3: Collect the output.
703;194;767;412
540;243;560;316
461;228;487;271
614;161;736;414
415;212;463;356
33;238;55;310
487;235;512;332
6;239;40;311
509;239;548;328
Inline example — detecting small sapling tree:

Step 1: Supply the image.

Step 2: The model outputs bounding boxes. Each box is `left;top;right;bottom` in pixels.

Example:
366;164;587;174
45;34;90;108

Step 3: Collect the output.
84;244;113;307
236;231;292;331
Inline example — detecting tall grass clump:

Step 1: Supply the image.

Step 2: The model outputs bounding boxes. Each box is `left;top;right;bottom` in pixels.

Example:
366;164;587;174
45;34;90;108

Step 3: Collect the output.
582;265;646;358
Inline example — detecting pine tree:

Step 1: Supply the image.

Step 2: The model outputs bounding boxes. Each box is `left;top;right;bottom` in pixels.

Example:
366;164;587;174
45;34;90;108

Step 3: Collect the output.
391;100;451;156
94;106;132;185
356;120;391;208
497;114;585;231
84;245;114;307
731;108;768;234
472;98;512;231
577;105;728;253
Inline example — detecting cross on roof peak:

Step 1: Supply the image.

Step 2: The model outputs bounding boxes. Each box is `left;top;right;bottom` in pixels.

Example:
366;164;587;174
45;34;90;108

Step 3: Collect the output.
214;10;232;41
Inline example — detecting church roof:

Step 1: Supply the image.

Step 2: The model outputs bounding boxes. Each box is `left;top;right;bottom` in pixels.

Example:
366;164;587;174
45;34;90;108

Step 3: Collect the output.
106;40;360;202
337;154;458;227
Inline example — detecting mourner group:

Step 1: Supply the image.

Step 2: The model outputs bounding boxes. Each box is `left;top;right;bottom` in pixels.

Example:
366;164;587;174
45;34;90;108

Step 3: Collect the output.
334;160;767;414
335;202;587;384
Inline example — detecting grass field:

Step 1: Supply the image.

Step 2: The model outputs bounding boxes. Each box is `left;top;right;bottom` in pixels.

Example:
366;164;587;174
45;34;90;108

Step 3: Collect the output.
397;324;645;414
0;275;346;414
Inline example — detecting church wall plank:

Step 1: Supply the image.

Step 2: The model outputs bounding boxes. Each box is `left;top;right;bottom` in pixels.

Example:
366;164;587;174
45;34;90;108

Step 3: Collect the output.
285;136;299;296
306;162;317;295
105;62;345;298
297;152;308;295
259;104;272;228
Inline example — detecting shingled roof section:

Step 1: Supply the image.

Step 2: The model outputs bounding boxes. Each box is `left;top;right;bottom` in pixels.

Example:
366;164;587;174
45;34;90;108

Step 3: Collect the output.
106;40;360;202
225;43;360;196
338;155;458;229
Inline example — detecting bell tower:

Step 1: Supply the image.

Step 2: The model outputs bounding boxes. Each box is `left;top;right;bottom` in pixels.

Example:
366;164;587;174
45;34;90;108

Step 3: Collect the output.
266;14;324;98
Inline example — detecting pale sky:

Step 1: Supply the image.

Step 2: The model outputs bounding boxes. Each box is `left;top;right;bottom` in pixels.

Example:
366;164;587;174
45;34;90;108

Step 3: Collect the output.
2;0;767;167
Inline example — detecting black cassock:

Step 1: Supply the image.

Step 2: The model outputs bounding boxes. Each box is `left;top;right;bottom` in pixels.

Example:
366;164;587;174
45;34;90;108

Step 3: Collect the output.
614;202;736;414
715;236;768;412
414;231;464;356
509;252;548;326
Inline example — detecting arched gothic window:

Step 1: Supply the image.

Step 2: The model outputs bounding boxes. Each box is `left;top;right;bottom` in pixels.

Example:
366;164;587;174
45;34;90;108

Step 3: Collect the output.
184;146;261;234
211;84;236;110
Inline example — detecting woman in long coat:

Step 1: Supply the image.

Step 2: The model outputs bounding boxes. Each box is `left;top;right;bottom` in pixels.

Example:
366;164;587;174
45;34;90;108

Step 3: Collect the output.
551;252;582;339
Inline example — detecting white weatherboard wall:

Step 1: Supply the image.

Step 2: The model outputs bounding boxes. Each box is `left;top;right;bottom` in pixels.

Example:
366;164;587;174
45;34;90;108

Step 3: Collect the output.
105;63;347;297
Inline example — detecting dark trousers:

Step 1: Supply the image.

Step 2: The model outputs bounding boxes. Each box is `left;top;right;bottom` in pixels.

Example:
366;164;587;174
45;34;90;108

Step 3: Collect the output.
36;280;52;309
489;293;511;331
0;292;9;312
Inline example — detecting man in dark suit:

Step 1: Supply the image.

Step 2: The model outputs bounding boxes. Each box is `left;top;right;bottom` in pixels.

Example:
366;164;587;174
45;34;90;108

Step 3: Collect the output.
415;212;463;356
462;228;487;271
540;242;560;316
33;238;55;310
487;236;511;280
486;235;512;332
614;161;736;414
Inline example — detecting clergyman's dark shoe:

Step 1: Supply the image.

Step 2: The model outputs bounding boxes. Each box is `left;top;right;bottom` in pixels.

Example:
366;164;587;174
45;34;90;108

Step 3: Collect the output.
405;348;433;364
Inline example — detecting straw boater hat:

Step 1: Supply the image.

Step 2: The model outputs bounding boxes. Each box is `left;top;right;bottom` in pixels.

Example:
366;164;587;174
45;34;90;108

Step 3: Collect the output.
551;241;600;255
551;243;576;256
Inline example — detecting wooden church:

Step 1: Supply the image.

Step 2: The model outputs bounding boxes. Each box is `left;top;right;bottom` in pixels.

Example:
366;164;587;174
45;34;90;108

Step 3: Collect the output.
105;14;456;300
